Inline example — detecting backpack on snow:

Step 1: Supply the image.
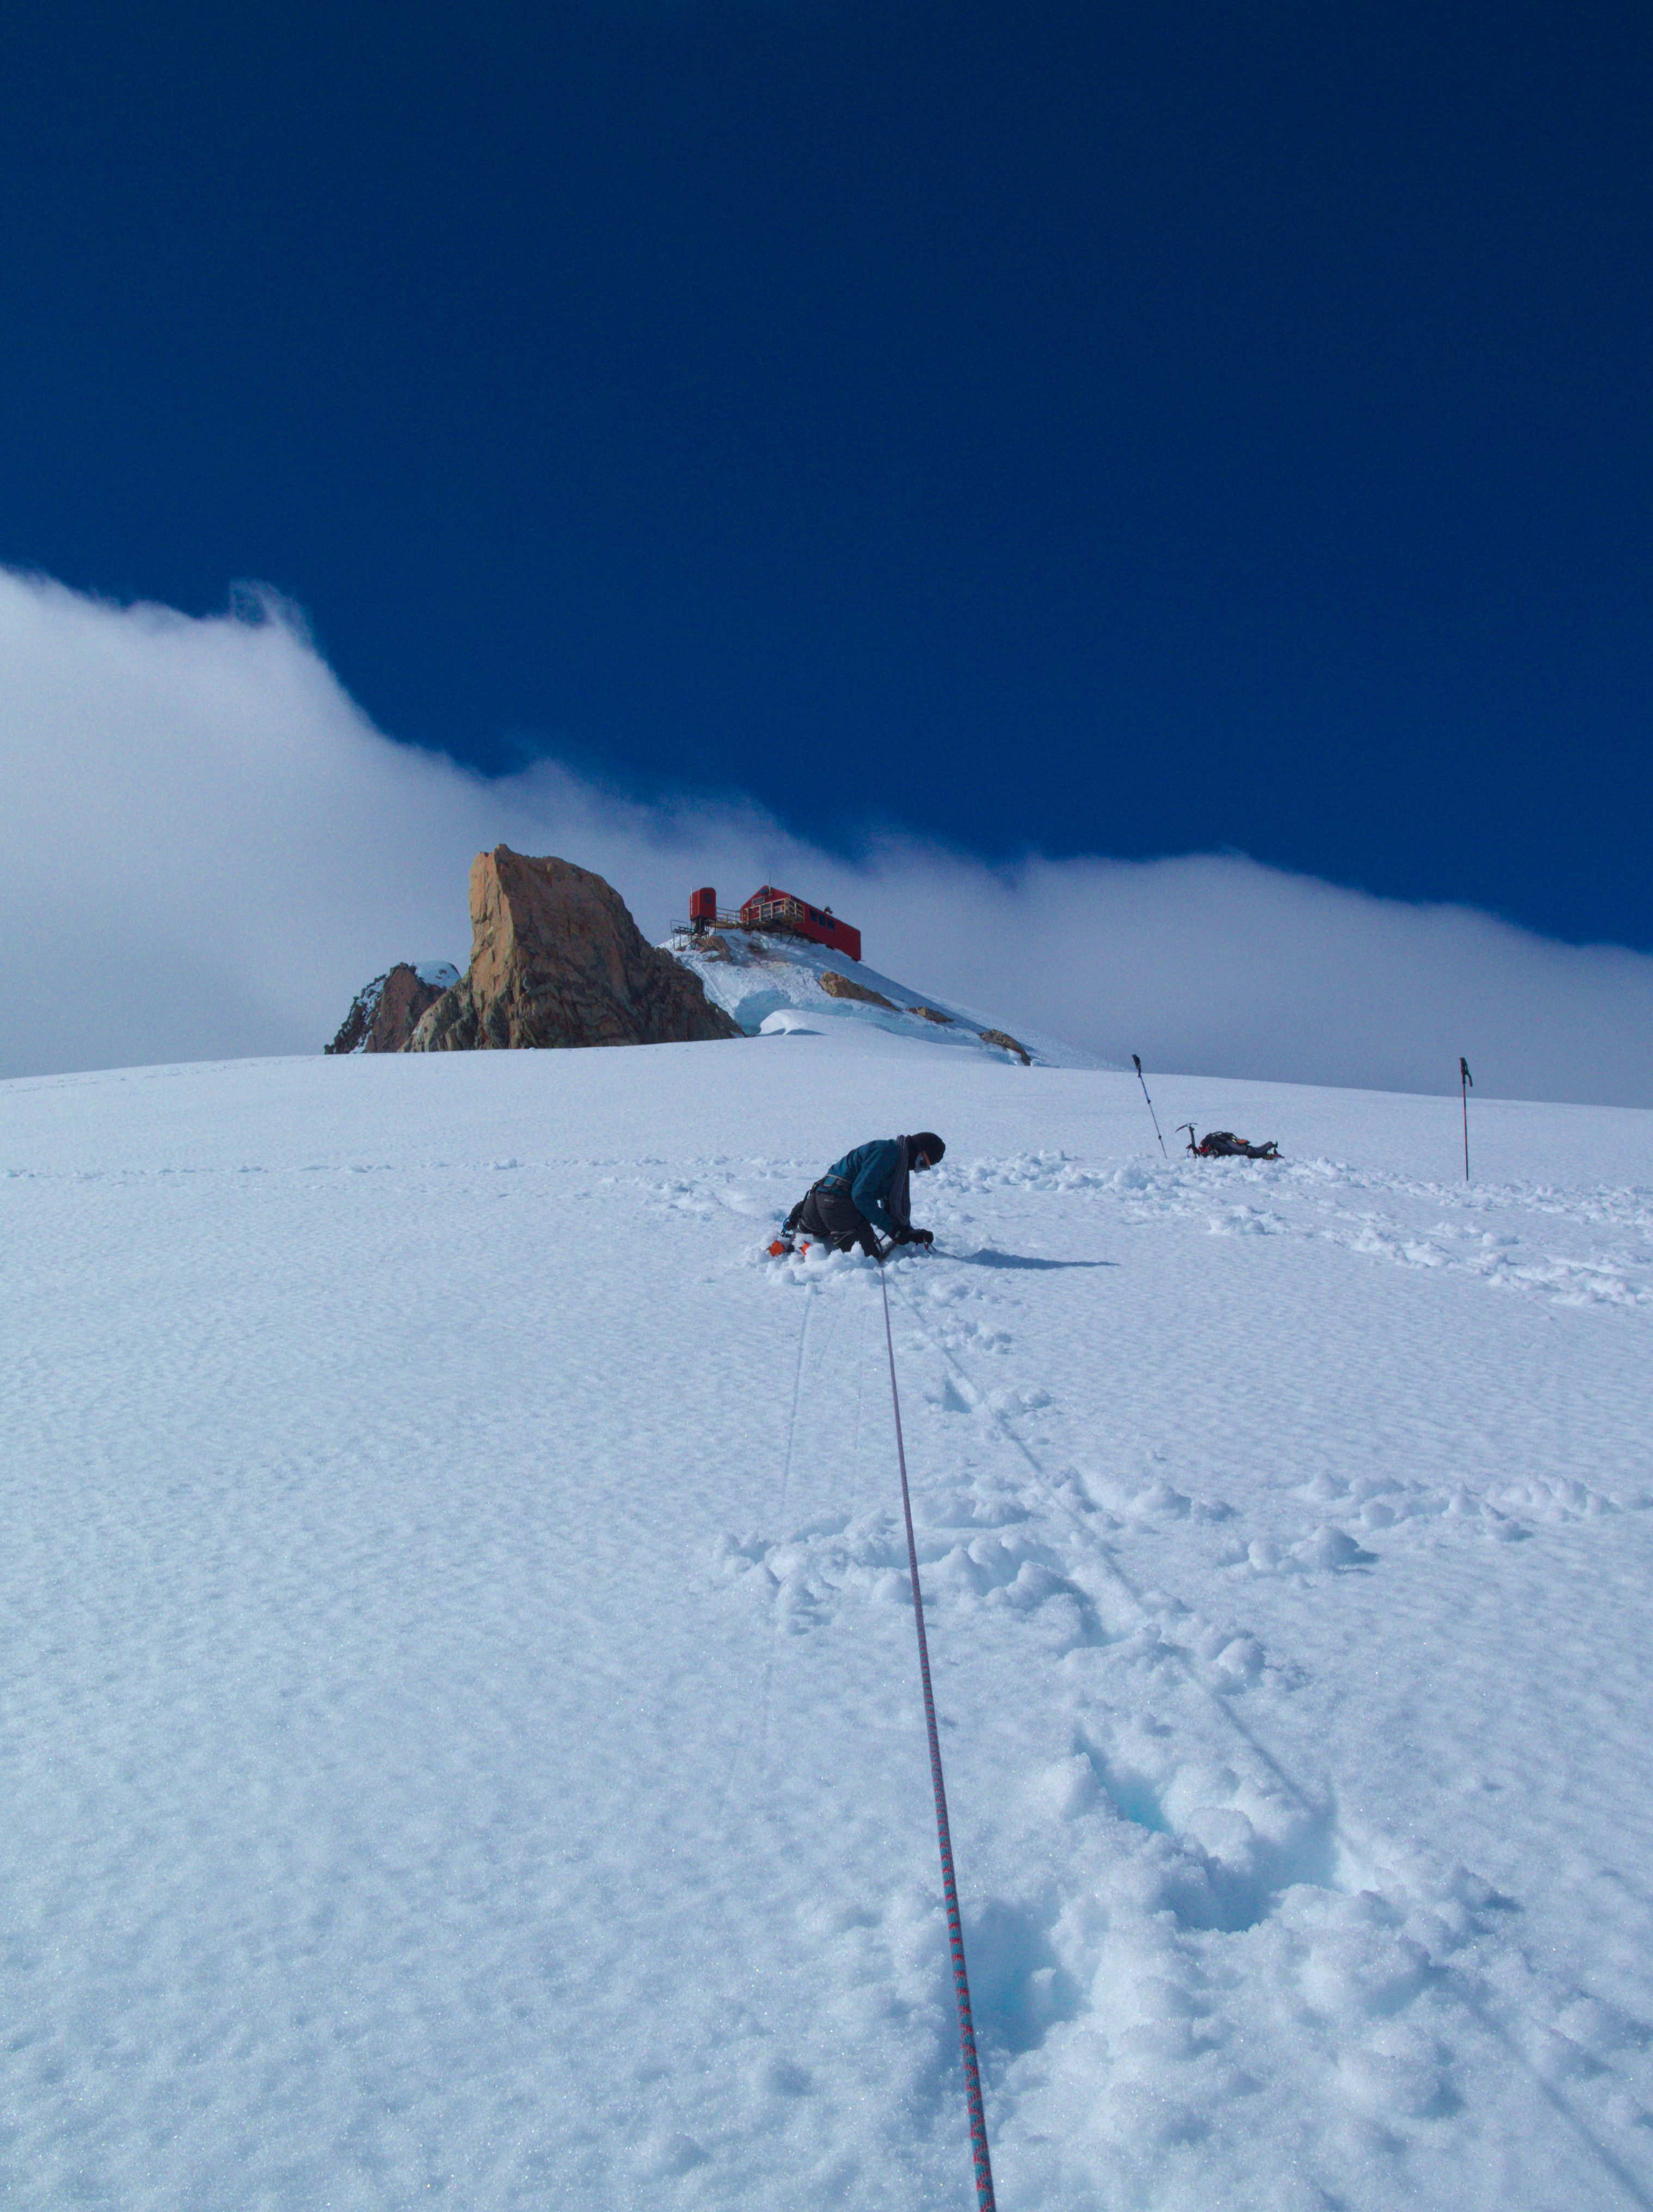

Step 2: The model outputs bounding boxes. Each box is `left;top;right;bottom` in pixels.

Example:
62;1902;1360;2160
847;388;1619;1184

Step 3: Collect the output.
1180;1126;1282;1160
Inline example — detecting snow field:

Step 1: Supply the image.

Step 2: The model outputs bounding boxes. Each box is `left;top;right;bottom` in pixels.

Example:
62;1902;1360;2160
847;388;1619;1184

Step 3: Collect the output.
3;1033;1652;2209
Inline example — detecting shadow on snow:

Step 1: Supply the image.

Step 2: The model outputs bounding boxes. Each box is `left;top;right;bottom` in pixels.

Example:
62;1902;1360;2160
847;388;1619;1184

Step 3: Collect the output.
943;1249;1119;1271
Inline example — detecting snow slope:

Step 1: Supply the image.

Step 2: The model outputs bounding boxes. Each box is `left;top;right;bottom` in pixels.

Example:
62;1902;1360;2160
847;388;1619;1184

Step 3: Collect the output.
667;926;1095;1067
3;1030;1652;2210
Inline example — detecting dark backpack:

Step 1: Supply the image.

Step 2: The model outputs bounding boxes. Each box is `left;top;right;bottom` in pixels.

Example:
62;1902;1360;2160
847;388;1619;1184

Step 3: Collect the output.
1183;1126;1281;1160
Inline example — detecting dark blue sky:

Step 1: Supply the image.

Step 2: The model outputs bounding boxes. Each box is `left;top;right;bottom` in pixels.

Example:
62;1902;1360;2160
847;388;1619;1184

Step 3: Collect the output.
5;0;1649;947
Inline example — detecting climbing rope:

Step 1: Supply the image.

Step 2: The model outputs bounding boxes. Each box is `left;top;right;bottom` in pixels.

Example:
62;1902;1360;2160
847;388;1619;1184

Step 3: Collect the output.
879;1264;998;2212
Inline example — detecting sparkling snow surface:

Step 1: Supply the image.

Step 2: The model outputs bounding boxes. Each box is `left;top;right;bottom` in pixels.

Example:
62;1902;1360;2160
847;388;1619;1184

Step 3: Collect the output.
4;1031;1652;2211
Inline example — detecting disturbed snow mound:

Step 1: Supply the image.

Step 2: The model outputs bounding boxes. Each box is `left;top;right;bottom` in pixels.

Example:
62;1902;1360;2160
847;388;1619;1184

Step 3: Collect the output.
325;962;459;1054
668;926;1088;1066
412;847;741;1052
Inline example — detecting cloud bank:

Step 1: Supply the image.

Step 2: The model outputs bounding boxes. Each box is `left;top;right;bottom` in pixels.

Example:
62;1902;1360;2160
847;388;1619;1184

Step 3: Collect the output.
3;568;1650;1107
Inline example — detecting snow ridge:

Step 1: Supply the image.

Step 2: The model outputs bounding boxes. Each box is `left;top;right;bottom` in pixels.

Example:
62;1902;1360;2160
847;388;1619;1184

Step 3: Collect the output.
667;926;1099;1067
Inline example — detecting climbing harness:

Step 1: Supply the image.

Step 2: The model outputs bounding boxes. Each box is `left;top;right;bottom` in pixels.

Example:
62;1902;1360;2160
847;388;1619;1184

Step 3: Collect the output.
878;1266;997;2212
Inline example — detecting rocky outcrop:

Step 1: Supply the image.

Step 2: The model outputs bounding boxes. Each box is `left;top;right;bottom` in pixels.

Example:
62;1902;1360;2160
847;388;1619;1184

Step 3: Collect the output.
409;848;742;1053
817;970;896;1011
816;966;1016;1053
327;963;459;1054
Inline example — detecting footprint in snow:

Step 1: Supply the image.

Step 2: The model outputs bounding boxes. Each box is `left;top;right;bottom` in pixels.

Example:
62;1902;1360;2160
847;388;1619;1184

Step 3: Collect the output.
1225;1526;1375;1572
711;1520;1102;1643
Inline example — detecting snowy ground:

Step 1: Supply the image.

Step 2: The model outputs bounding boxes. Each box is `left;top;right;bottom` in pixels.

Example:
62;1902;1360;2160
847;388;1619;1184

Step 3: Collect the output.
4;1029;1652;2210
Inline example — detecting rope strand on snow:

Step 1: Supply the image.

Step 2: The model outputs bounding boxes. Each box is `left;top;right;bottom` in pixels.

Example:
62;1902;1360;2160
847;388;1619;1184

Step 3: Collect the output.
879;1264;998;2212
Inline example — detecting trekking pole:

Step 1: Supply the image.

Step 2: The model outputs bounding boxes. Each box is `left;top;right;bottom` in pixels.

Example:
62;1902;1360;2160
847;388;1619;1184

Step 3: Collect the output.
1460;1057;1473;1184
878;1270;997;2211
1132;1054;1168;1159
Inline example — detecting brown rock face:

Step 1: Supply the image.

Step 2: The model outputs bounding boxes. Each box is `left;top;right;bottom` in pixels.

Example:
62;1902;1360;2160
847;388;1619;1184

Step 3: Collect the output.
326;963;456;1054
409;848;742;1052
368;965;451;1052
817;970;896;1011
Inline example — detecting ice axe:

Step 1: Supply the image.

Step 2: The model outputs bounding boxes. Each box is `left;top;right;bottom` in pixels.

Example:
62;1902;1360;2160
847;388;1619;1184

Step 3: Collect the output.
1133;1054;1168;1159
875;1232;939;1264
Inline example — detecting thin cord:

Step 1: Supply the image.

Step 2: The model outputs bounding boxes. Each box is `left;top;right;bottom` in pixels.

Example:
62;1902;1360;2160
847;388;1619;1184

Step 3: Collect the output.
880;1266;998;2212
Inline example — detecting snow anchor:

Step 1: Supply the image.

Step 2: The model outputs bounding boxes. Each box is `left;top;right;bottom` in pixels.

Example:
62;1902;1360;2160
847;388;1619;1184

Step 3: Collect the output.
878;1267;997;2212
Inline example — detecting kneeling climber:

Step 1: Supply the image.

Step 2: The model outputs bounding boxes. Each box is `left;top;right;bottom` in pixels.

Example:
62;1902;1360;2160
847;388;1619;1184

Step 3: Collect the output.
775;1133;945;1259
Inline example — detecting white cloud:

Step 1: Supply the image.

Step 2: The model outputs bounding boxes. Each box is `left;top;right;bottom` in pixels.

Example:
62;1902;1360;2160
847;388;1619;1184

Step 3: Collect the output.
3;567;1650;1105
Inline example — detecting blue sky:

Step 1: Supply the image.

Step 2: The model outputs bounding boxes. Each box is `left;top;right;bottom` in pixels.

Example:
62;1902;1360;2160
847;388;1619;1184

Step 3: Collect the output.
3;0;1649;949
